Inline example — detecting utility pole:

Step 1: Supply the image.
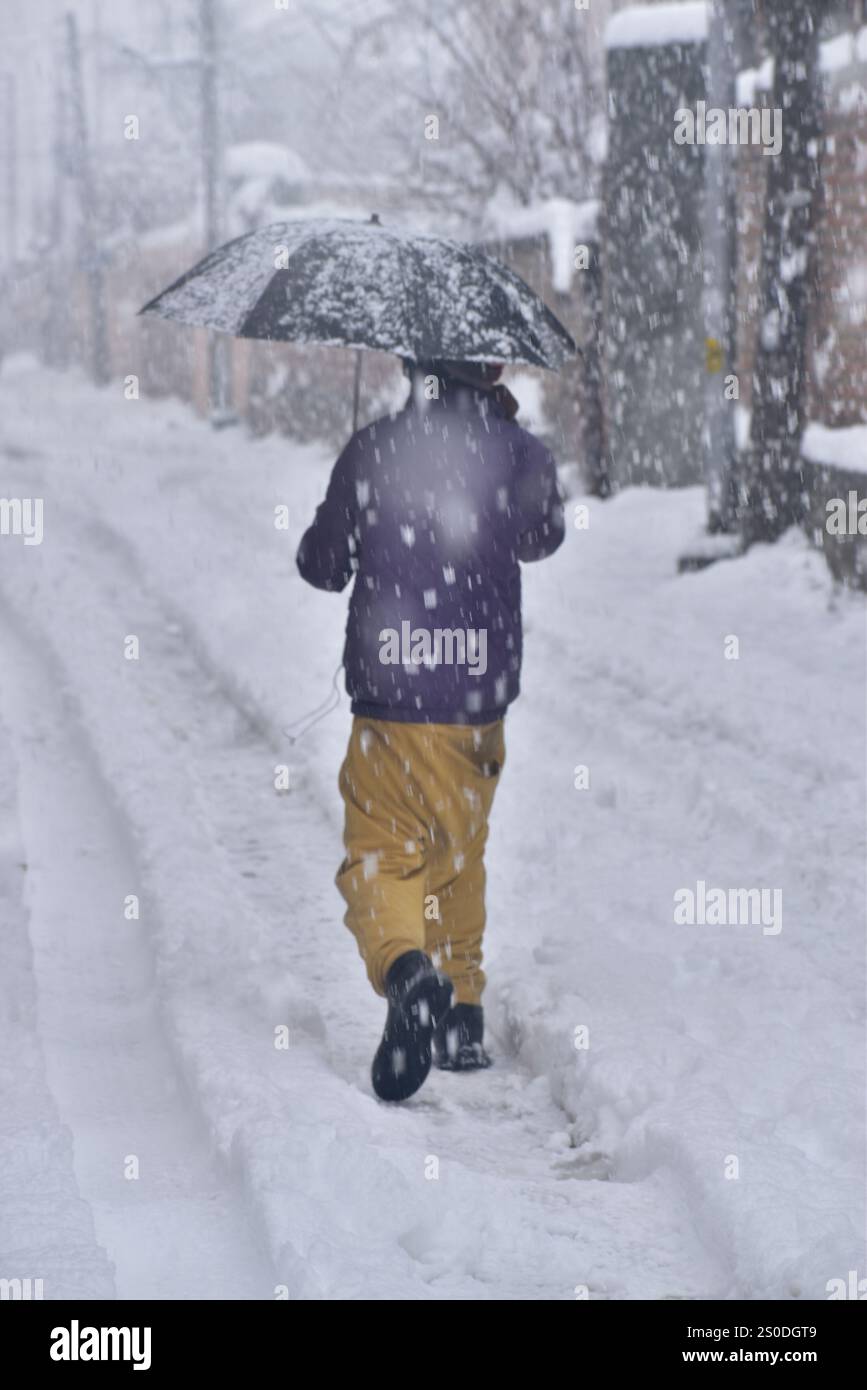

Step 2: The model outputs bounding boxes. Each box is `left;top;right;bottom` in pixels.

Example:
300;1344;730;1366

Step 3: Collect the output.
66;10;109;384
45;33;69;368
199;0;229;422
2;73;17;265
91;1;104;145
742;0;822;546
701;0;738;532
583;235;609;497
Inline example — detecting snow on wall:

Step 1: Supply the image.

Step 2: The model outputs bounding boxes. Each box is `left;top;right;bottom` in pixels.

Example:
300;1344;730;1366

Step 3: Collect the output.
730;413;867;478
607;8;866;83
735;58;774;109
737;27;867;106
604;2;708;51
484;196;601;294
803;422;867;475
734;405;751;453
736;416;867;476
821;26;867;74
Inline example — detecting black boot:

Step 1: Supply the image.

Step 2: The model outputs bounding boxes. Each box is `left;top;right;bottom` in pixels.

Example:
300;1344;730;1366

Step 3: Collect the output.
371;951;455;1102
433;1003;492;1071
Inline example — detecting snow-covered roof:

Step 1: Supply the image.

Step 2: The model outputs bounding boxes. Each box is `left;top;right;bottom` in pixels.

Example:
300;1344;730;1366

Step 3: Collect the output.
266;198;387;225
137;215;201;253
225;141;310;185
605;2;708;52
803;423;867;476
483;196;601;294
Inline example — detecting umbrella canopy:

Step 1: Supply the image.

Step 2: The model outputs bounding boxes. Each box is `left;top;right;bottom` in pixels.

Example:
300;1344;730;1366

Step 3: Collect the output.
140;217;576;371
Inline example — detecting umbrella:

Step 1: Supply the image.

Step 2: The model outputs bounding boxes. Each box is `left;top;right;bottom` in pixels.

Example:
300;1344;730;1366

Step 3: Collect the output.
140;217;577;429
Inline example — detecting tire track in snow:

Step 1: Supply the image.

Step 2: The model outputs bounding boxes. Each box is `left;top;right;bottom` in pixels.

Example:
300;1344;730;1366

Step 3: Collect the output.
0;589;275;1300
0;703;115;1301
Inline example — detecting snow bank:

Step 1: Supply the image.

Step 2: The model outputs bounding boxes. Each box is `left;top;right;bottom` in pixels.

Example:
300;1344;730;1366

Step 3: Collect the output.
605;2;708;51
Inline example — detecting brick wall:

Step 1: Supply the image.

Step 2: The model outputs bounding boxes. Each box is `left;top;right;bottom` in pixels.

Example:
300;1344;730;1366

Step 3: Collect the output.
735;103;867;430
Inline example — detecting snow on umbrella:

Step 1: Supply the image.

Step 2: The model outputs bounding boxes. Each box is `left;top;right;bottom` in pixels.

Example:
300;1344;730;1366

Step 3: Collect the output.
139;217;577;373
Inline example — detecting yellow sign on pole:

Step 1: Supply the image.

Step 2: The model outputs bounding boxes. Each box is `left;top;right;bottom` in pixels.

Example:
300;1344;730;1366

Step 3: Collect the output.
705;337;724;373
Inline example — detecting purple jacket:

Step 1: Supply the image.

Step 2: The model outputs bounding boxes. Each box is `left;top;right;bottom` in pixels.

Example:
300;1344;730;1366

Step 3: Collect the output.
296;384;564;724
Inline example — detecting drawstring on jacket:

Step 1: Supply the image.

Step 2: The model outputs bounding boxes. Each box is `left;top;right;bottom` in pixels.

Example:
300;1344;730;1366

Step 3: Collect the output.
282;663;344;745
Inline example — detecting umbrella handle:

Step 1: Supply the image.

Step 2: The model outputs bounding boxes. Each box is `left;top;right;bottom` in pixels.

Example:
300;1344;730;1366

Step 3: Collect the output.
352;350;362;434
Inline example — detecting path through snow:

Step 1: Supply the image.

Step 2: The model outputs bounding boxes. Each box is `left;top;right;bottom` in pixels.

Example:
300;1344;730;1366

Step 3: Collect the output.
0;361;863;1300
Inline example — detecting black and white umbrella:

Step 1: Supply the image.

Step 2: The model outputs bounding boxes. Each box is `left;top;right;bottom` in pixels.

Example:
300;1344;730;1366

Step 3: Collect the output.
140;217;576;426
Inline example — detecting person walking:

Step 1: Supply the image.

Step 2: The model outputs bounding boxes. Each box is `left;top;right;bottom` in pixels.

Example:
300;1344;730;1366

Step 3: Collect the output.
297;359;564;1101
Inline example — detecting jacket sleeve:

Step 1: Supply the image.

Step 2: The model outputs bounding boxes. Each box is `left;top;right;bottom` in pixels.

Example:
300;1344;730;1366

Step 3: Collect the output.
515;431;565;563
296;438;359;592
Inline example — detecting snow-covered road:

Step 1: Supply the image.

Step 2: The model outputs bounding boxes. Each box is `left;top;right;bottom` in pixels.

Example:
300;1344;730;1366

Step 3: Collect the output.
0;588;275;1300
1;360;864;1300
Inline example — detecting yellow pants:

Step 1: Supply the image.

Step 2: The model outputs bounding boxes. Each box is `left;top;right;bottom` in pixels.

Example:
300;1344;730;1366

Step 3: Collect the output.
336;717;505;1005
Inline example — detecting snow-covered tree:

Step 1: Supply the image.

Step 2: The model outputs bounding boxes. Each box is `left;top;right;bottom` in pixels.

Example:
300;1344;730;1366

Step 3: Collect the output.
341;0;605;224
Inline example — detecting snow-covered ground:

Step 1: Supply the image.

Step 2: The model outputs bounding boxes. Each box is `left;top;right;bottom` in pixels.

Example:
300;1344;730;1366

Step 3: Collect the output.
0;358;864;1300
